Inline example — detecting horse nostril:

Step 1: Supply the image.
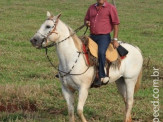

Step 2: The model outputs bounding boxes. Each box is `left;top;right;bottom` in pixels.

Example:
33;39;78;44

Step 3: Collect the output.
33;39;37;43
30;38;37;44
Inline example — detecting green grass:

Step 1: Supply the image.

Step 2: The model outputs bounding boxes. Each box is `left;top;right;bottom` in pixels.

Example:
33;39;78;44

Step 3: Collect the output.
0;0;163;121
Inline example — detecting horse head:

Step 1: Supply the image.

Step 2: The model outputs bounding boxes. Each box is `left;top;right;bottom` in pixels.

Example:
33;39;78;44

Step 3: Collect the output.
30;11;61;48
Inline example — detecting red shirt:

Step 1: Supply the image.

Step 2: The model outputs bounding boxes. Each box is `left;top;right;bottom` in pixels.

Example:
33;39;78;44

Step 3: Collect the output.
84;2;120;35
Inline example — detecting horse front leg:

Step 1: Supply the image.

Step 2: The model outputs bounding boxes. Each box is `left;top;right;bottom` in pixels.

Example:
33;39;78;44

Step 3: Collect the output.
77;87;89;122
62;85;75;122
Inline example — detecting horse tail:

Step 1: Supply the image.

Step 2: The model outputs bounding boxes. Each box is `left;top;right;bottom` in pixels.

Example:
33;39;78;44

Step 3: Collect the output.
134;68;142;93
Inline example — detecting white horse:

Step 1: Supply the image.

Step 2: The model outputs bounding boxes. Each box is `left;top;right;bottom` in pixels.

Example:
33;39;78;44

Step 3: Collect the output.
30;12;143;122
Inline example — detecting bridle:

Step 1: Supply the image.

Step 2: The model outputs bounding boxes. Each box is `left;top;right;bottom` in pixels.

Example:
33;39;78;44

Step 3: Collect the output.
36;18;59;47
39;17;89;78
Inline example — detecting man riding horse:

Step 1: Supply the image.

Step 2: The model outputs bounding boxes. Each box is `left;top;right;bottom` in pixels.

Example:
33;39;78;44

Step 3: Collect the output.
84;0;120;87
30;0;143;121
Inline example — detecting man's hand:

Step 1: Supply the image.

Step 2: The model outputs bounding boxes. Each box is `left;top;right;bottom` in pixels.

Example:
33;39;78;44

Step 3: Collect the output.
112;40;119;48
85;21;90;27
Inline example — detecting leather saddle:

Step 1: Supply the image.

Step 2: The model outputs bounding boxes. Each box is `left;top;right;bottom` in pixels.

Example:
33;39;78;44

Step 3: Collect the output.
87;37;118;62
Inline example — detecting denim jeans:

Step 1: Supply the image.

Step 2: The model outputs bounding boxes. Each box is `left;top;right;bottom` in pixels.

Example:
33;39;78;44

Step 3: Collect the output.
90;34;111;78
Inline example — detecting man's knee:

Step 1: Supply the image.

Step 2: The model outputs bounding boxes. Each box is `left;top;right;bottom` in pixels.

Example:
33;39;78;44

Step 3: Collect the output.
98;50;106;57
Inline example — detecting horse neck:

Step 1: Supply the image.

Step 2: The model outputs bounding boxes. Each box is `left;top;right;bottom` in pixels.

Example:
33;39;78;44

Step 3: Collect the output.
56;20;82;66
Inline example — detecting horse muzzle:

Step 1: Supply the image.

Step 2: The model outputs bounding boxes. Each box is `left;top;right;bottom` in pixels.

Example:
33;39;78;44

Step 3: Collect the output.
30;37;45;49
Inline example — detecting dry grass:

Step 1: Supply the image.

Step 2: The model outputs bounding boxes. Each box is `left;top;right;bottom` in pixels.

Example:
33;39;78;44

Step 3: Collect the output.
0;84;60;112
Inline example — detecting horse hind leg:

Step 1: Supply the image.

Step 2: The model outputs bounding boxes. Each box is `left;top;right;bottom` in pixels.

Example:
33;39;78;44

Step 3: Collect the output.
116;77;127;104
116;77;128;121
124;77;138;122
62;85;75;122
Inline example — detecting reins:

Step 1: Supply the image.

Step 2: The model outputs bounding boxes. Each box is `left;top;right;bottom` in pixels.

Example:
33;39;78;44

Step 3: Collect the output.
45;23;89;78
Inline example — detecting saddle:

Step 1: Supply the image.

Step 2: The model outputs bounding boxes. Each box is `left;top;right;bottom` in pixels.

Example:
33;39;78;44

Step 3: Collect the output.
80;36;125;88
88;37;118;62
80;36;119;66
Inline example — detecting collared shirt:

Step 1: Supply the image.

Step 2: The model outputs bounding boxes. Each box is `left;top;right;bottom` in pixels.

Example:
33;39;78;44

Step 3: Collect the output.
84;2;120;35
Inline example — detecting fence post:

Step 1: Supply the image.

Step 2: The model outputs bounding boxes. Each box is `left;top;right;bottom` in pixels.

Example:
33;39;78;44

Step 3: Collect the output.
112;0;116;7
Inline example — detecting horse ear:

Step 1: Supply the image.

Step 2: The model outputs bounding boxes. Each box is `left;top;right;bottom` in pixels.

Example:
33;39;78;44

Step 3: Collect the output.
56;13;62;19
47;11;51;18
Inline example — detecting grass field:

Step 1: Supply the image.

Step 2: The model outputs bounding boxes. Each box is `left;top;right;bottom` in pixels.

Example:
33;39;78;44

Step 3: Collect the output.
0;0;163;121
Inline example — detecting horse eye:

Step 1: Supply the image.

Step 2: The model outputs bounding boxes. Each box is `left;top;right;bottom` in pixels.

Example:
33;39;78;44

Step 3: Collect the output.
46;25;51;29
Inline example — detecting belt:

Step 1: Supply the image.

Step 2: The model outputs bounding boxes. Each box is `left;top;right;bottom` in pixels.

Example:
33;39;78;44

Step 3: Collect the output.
90;33;110;36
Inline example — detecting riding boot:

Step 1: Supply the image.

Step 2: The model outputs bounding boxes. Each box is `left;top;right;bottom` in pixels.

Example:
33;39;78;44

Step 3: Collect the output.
93;79;102;87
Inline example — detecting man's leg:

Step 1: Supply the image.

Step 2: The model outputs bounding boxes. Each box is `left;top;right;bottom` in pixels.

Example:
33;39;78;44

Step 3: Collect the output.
95;34;111;86
97;34;111;78
90;34;111;87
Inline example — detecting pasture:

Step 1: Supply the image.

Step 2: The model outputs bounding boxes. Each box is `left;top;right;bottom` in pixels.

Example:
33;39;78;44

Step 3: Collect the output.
0;0;162;121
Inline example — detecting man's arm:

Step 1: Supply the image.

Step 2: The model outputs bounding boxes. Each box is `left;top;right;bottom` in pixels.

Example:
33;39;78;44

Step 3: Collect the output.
112;24;119;48
110;5;120;48
113;24;118;39
84;6;91;27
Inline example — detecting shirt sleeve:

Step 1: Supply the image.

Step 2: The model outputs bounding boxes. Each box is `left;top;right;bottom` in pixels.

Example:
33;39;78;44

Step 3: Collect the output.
84;7;90;23
110;6;120;25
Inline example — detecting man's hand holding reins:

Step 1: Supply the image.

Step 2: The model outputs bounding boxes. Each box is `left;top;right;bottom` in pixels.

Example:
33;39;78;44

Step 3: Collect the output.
85;21;90;27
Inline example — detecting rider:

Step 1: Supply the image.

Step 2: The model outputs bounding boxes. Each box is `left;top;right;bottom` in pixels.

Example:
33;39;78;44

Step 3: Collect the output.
84;0;120;87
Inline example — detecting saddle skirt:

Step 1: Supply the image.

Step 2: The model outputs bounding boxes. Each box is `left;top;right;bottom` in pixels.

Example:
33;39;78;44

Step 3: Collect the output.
88;37;118;62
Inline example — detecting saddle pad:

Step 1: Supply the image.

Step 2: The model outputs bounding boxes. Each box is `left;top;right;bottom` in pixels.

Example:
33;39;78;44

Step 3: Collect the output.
88;37;118;62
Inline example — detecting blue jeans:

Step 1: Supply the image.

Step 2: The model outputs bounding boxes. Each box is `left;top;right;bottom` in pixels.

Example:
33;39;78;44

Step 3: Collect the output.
90;34;111;78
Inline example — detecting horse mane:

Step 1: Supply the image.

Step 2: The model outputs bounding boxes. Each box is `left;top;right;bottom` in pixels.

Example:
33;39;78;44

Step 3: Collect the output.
57;19;83;52
63;22;83;52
